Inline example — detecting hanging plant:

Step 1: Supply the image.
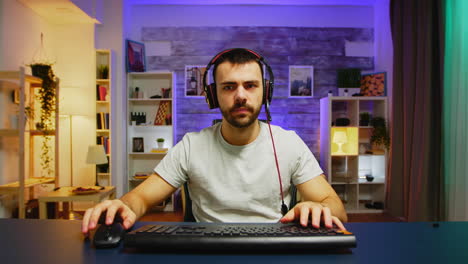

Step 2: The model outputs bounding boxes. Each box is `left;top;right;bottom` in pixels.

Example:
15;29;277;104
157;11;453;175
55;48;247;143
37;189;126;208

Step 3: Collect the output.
370;117;390;151
28;62;57;177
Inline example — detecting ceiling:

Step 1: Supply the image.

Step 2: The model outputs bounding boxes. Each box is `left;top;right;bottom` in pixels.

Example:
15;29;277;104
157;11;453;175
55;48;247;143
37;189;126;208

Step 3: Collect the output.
130;0;377;5
16;0;378;25
17;0;97;24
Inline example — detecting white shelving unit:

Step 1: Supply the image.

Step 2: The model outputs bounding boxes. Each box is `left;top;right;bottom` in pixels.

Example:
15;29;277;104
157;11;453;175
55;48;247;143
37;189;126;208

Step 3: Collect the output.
320;96;388;213
95;49;112;186
127;71;176;211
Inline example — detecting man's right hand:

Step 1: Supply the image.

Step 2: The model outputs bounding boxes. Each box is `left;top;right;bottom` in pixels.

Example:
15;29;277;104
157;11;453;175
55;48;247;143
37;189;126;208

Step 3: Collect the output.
81;199;136;235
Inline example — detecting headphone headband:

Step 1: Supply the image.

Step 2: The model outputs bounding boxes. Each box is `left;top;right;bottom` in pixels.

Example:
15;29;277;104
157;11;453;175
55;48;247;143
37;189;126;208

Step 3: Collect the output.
202;48;274;111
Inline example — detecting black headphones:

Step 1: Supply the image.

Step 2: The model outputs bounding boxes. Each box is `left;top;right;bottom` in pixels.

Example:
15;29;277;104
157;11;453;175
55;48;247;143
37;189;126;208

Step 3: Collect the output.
202;48;275;118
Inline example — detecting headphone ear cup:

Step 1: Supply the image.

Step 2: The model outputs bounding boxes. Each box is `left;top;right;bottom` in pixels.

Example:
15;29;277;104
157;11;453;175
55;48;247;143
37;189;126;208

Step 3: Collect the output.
264;79;273;104
205;83;219;109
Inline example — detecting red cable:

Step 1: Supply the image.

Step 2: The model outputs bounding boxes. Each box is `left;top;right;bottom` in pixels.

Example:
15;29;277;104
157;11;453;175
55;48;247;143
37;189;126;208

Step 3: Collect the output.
267;121;284;202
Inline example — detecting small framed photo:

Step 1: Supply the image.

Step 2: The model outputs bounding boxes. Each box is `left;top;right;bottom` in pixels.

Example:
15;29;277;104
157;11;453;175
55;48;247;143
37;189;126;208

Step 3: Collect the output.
360;72;386;96
132;137;144;153
12;89;20;104
185;65;207;97
289;66;314;98
126;39;146;72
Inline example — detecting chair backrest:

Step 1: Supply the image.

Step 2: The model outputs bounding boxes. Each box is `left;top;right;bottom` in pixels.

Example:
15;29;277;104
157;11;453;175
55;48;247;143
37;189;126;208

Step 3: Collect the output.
181;182;196;222
181;182;298;222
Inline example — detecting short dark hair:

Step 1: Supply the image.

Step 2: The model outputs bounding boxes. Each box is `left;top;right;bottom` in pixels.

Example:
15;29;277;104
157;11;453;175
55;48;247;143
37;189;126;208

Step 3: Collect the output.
212;48;264;83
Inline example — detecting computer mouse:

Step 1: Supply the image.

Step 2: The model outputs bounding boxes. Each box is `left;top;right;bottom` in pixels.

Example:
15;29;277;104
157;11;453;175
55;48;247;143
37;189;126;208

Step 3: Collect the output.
93;212;125;249
93;221;125;248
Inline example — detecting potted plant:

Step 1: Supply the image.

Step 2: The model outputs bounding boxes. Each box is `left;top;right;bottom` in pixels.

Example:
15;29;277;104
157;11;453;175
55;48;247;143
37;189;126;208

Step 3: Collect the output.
97;65;109;79
28;62;57;177
157;138;165;149
370;117;390;151
359;112;371;126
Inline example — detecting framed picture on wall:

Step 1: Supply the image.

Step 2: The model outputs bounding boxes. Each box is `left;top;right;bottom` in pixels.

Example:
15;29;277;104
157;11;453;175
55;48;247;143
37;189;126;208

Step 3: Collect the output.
185;65;207;97
126;39;146;72
12;89;20;104
132;137;144;153
360;72;386;96
289;66;314;98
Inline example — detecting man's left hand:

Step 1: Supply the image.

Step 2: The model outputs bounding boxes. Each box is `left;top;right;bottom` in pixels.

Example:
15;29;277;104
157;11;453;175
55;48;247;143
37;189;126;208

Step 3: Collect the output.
279;201;346;230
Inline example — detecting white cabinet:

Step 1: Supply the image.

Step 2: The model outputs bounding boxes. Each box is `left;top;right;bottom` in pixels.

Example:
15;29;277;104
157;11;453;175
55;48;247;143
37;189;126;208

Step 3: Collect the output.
127;71;176;211
320;96;388;213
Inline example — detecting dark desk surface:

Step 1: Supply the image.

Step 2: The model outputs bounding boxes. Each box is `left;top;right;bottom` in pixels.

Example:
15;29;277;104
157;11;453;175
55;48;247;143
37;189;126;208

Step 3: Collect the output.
1;219;467;264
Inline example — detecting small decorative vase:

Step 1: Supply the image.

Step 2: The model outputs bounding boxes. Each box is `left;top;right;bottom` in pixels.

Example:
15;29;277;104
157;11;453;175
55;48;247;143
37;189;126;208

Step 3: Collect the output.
359;144;366;154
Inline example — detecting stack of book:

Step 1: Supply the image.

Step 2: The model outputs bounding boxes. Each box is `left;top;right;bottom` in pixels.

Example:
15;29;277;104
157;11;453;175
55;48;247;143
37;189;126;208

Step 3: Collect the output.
133;172;151;180
97;136;110;154
150;148;168;154
96;112;110;129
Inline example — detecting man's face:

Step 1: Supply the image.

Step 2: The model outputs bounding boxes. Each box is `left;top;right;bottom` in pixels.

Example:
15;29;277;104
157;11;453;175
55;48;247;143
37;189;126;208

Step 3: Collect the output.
215;61;263;128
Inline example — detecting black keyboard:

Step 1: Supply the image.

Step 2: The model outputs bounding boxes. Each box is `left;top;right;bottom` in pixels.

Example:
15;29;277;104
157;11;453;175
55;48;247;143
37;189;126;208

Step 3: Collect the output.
124;222;356;252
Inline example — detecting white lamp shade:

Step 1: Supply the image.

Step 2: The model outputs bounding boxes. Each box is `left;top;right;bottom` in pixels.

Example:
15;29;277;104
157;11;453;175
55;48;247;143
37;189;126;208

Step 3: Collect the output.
333;131;348;144
86;145;108;165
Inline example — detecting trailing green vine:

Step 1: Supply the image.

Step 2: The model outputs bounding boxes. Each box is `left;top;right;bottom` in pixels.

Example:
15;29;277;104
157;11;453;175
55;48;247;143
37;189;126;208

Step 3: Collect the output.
30;63;56;177
370;117;390;151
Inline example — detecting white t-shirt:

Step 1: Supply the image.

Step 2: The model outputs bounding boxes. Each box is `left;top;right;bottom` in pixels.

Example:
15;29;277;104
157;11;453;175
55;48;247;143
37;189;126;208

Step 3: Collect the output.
154;122;323;222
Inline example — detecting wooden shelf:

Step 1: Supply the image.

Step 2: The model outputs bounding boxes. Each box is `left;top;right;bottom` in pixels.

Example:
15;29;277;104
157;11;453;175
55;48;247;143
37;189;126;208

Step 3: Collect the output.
0;129;19;137
332;181;358;185
96;79;110;83
0;67;59;218
130;125;173;128
129;152;167;158
29;130;56;136
128;71;173;78
351;202;384;213
0;71;42;84
130;178;147;182
358;178;385;184
0;177;54;194
348;208;384;214
129;98;173;103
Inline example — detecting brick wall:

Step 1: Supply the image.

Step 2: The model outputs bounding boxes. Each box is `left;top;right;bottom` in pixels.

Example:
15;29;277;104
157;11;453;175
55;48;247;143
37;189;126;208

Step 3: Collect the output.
141;26;373;158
